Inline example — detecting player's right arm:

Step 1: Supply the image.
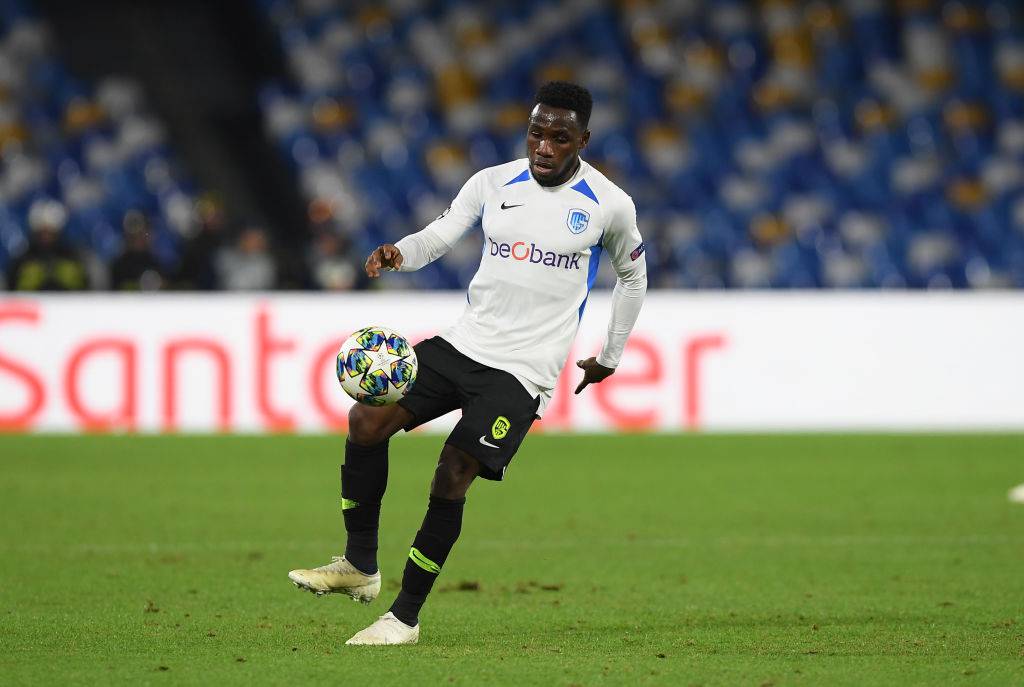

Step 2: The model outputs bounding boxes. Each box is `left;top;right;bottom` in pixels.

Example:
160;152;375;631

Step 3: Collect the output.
365;169;488;278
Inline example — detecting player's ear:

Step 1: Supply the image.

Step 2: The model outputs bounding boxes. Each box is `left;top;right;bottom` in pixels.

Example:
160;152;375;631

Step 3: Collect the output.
580;129;590;150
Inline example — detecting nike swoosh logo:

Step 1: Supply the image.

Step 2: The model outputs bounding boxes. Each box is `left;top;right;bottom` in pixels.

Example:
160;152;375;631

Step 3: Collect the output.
500;202;523;210
478;435;500;448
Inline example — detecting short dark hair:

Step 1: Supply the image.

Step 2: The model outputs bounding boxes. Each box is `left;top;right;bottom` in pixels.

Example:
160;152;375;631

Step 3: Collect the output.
534;81;593;129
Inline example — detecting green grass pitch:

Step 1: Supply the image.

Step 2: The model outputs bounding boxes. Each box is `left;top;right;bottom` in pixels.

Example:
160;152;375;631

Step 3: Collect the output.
1;433;1022;685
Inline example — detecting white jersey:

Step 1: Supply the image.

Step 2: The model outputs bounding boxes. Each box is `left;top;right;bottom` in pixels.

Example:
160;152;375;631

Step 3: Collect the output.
395;158;647;414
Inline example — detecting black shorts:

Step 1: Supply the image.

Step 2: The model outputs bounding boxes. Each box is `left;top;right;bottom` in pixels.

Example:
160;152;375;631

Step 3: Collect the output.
397;337;540;481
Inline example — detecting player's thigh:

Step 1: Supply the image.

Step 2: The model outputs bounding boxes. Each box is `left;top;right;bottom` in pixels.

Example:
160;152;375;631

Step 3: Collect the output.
396;337;463;430
445;372;540;481
348;402;413;445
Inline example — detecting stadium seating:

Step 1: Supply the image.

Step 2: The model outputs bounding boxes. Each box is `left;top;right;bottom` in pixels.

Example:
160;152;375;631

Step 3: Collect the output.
257;0;1024;289
0;1;200;286
3;0;1022;291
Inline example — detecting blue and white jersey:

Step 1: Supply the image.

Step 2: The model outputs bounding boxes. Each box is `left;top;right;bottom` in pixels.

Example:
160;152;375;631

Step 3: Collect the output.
396;158;647;414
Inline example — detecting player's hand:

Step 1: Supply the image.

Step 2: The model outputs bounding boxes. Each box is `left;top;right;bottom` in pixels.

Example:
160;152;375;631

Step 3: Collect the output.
574;357;614;394
365;244;403;278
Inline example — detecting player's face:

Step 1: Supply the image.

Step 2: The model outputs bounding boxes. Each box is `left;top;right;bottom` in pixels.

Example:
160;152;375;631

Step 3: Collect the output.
526;104;590;186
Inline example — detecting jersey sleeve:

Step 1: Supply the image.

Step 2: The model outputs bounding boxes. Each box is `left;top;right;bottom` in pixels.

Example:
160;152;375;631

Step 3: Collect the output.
395;169;488;271
596;194;648;369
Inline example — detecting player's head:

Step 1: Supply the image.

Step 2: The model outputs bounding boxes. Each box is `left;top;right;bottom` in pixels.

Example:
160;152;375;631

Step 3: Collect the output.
527;81;592;186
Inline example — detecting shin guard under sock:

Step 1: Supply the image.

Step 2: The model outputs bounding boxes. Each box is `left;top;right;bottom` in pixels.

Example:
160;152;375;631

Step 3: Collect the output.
341;439;389;575
389;496;465;627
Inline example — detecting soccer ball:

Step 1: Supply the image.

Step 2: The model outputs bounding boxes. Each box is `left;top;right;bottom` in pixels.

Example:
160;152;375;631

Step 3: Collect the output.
336;326;418;406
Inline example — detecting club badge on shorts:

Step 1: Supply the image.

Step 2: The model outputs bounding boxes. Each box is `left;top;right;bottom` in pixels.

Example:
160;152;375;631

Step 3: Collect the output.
566;208;590;234
491;416;510;440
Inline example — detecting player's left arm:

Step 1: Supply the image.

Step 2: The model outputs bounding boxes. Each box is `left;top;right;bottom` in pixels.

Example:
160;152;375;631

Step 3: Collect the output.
575;195;648;394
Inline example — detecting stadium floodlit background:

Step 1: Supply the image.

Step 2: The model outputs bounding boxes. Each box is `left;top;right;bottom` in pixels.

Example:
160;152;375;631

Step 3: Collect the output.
1;0;1022;685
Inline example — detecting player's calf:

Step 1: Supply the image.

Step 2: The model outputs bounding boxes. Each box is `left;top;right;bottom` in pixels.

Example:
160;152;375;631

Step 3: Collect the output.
341;439;389;575
388;493;466;626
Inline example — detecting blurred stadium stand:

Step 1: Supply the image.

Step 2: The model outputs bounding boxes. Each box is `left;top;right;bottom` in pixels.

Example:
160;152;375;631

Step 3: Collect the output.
0;2;202;289
2;0;1024;290
258;0;1024;290
1;0;310;290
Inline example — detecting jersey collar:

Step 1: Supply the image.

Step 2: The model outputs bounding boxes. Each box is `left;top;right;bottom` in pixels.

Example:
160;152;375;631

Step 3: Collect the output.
529;157;589;191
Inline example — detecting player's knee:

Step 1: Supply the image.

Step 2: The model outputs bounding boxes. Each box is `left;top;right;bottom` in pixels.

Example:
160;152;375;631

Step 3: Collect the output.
348;404;397;446
432;447;479;498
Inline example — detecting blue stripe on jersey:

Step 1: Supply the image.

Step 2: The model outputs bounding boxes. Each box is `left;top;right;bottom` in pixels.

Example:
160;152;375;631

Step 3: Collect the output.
570;178;599;204
577;240;603;321
503;169;530;186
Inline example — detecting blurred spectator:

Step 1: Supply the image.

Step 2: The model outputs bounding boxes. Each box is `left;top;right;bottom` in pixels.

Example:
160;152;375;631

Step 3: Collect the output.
175;195;228;290
308;229;360;290
216;224;278;290
110;210;165;291
8;199;90;291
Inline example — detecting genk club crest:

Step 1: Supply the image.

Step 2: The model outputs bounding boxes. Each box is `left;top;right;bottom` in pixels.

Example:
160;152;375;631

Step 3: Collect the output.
566;208;590;234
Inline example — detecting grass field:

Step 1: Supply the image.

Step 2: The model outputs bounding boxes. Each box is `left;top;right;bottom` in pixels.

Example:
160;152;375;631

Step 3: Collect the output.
1;434;1022;686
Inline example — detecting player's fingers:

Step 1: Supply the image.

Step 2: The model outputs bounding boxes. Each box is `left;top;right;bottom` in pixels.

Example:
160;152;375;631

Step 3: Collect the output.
365;252;381;277
382;246;402;271
574;379;588;394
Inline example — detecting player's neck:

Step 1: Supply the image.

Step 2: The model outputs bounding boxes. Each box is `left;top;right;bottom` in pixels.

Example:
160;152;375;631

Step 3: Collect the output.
536;157;581;188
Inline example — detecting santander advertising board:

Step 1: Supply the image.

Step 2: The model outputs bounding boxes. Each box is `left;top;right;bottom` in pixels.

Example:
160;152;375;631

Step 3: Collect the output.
1;293;1022;433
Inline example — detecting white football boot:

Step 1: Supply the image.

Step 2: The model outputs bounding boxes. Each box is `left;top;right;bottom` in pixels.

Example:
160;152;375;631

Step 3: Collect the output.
1009;483;1024;504
288;556;380;604
345;612;419;646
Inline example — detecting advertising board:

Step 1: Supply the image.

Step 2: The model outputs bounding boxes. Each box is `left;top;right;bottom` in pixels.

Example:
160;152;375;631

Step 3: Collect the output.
2;293;1021;433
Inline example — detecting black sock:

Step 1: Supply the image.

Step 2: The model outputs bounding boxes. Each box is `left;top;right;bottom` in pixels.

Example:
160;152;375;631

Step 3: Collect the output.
341;439;389;575
389;495;465;627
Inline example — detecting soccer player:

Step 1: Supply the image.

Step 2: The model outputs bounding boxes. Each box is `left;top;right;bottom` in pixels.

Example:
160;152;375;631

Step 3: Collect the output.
288;81;647;645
